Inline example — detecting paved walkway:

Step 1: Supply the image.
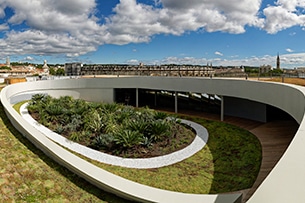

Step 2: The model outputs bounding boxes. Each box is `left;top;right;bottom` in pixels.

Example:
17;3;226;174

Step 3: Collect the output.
242;120;297;202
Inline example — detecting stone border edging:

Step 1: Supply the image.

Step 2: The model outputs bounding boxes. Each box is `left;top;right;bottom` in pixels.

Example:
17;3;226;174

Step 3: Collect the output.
20;103;208;169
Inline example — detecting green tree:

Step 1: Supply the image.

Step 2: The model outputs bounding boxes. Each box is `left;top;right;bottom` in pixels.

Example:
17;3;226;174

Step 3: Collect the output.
0;66;11;70
56;68;65;76
49;67;56;75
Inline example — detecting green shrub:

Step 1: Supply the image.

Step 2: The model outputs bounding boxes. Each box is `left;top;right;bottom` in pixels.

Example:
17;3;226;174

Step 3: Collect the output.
27;94;178;151
54;124;64;134
154;111;168;120
69;132;83;142
93;134;114;149
83;110;103;133
114;130;143;148
125;120;149;135
149;120;171;141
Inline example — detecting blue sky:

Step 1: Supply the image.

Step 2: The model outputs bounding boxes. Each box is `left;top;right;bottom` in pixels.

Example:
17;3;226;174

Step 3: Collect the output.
0;0;305;68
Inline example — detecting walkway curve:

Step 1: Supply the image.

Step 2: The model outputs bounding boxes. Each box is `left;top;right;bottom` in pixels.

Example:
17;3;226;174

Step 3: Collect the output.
20;103;209;169
2;77;305;203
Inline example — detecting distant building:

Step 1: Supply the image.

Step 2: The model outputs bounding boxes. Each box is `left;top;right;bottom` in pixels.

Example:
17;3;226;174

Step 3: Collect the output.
65;63;82;76
42;60;49;75
259;65;272;74
6;57;10;67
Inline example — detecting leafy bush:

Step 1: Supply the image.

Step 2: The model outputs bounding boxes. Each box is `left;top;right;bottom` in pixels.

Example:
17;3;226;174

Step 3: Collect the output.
69;132;84;142
149;120;171;141
154;111;168;120
83;110;103;133
114;130;143;149
27;94;183;153
54;124;64;134
93;134;114;149
125;120;149;135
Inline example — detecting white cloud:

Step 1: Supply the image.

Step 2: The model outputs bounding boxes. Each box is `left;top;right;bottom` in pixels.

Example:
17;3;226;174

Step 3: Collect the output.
279;53;305;65
24;56;34;61
0;0;303;61
0;0;104;58
0;23;9;31
215;51;224;56
148;53;305;68
105;0;263;42
126;59;140;64
263;0;305;33
286;48;294;53
289;32;297;36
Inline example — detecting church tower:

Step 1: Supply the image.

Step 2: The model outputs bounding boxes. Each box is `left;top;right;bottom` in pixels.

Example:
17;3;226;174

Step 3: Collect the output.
6;56;10;67
276;53;280;69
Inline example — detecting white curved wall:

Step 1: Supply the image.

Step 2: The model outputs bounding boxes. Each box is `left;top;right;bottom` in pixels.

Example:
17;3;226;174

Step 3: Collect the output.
1;77;305;203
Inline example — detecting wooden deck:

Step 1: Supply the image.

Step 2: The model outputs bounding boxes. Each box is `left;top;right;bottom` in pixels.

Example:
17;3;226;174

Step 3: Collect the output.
207;115;298;202
241;120;298;202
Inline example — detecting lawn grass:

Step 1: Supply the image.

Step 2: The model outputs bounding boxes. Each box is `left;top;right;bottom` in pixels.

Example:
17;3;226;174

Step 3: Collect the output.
81;115;262;194
0;101;131;202
2;98;262;201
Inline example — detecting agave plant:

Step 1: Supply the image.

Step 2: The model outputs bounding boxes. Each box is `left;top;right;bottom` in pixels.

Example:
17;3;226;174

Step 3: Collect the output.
70;99;89;115
149;120;171;141
154;111;168;120
101;103;121;114
125;119;149;135
93;134;114;149
103;116;120;134
29;93;47;105
45;102;64;116
27;95;185;152
69;132;85;142
113;129;143;148
83;110;103;134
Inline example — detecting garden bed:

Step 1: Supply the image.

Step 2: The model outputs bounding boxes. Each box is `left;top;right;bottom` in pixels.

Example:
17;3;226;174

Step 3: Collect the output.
27;94;196;158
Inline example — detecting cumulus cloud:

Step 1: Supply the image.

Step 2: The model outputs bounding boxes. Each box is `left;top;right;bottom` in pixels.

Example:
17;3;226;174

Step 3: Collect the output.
263;0;305;33
0;0;266;58
160;56;208;65
106;0;263;41
215;51;224;56
0;0;303;61
24;56;34;61
0;0;104;58
126;59;140;64
145;53;305;68
279;53;305;65
286;48;294;53
0;23;8;31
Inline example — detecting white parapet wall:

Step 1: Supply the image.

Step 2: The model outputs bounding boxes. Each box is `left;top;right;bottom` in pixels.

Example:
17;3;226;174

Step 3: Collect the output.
1;77;305;203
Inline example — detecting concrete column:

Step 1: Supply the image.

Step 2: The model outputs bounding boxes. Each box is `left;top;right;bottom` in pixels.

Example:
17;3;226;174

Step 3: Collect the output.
175;91;178;113
154;91;157;106
136;88;139;108
221;96;224;121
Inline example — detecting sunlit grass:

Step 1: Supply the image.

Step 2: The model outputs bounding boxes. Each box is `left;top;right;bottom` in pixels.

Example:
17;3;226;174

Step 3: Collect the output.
5;99;262;202
0;101;131;202
61;113;262;194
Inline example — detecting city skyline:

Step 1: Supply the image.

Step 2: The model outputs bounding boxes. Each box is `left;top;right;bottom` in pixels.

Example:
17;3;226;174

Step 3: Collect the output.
0;0;305;68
